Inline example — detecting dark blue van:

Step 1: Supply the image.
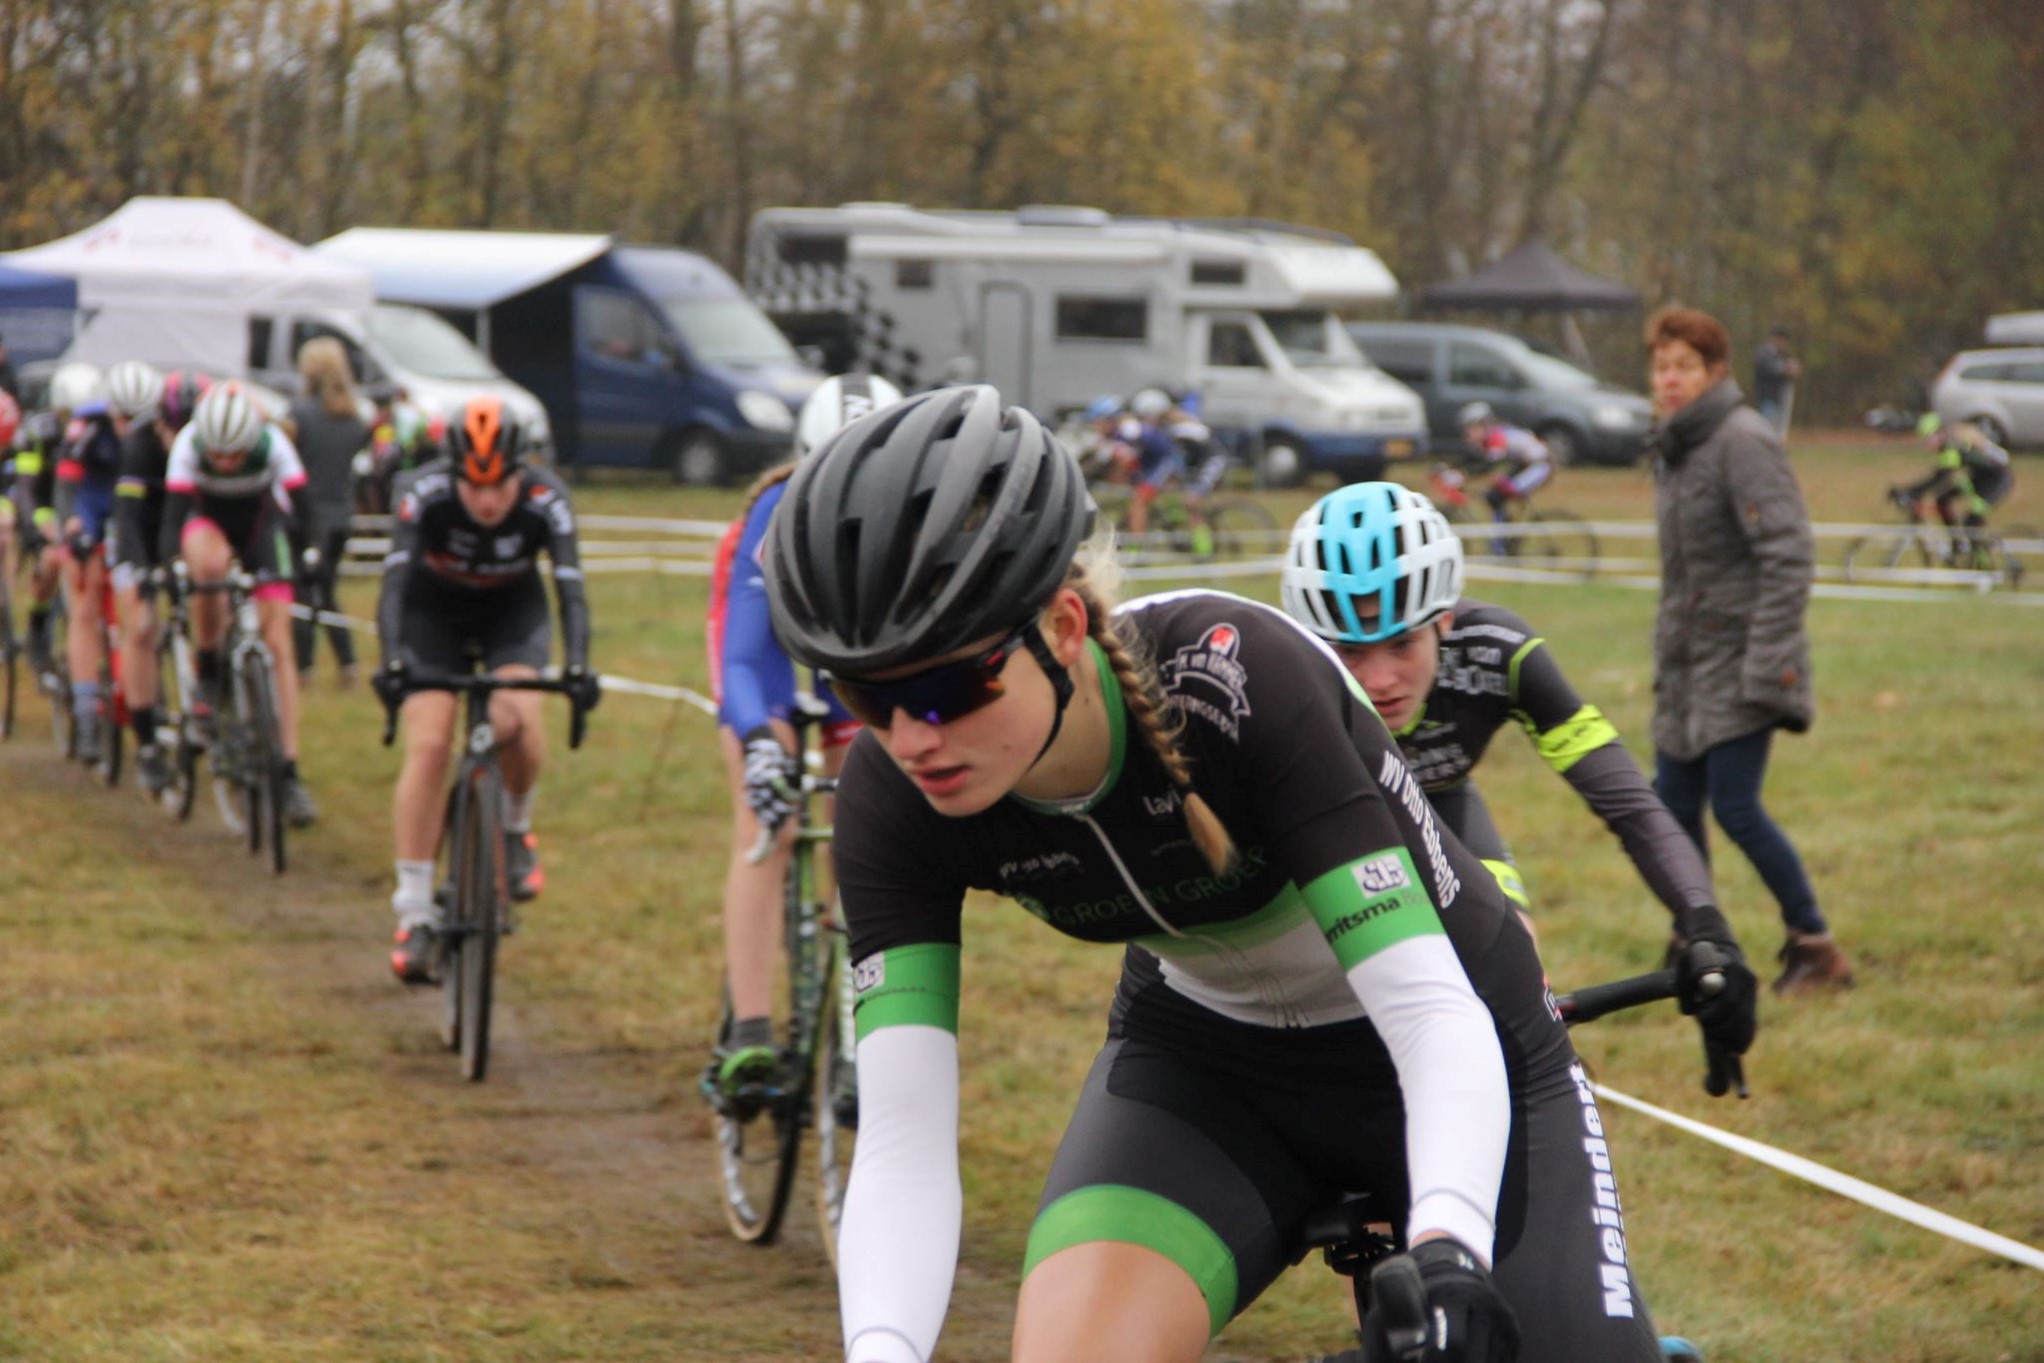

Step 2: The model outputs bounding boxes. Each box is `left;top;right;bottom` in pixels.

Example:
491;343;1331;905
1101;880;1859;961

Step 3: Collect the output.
317;230;822;483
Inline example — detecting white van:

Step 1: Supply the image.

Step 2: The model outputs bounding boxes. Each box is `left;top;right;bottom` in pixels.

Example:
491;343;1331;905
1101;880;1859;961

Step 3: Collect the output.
250;303;553;458
747;204;1427;485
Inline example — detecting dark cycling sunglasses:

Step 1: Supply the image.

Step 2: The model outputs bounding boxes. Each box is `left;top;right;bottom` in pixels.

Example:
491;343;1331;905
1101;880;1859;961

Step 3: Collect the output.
827;626;1031;729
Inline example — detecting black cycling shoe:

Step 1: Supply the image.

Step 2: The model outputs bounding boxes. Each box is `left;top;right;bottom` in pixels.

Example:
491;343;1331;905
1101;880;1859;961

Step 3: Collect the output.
505;830;543;902
389;922;440;985
74;712;104;766
136;742;173;797
284;779;318;828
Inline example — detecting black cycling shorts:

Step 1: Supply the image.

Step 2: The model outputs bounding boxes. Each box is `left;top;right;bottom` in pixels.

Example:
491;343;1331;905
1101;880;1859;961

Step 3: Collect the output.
185;496;293;585
398;576;551;677
1027;979;1662;1361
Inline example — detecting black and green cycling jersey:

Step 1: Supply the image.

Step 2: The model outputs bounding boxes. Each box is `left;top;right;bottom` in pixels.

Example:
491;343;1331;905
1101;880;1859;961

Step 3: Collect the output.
1393;599;1724;939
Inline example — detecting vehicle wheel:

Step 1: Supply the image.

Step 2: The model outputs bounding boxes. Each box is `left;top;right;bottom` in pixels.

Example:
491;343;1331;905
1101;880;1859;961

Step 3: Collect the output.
1969;414;2010;448
1257;437;1306;489
670;429;727;487
1536;423;1583;468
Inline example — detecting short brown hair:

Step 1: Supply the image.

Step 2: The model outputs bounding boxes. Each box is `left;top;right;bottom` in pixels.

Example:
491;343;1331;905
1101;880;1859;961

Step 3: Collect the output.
1645;306;1731;369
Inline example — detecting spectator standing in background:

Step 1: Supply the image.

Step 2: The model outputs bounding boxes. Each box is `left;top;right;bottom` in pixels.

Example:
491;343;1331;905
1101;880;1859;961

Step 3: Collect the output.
287;338;369;684
1645;306;1852;996
0;332;19;400
1751;325;1801;434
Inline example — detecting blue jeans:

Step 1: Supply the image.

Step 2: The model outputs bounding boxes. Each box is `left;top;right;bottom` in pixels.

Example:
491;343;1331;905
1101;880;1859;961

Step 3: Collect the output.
1654;728;1826;936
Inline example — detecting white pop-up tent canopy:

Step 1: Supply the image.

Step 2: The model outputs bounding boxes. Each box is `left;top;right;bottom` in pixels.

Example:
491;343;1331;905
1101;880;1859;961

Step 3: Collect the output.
3;196;374;376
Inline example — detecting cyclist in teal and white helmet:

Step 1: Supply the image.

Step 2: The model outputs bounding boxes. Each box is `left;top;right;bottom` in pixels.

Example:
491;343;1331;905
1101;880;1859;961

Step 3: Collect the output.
1280;477;1754;1073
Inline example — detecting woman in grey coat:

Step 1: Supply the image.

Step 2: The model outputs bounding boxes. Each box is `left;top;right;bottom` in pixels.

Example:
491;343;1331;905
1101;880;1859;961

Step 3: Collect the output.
1646;307;1852;996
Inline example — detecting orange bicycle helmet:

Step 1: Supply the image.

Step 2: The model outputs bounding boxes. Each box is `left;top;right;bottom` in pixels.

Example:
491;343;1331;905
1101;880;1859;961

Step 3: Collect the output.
450;396;527;485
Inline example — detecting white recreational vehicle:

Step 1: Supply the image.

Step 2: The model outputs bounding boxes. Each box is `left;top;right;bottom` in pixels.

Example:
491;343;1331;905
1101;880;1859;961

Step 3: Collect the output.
745;203;1428;485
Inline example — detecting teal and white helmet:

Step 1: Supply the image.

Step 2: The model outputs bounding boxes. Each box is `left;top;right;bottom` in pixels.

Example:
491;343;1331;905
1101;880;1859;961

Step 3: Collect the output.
1281;481;1463;644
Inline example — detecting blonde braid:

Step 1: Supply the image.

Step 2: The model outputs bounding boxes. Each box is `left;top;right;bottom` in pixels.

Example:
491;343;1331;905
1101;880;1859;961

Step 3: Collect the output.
1067;567;1237;874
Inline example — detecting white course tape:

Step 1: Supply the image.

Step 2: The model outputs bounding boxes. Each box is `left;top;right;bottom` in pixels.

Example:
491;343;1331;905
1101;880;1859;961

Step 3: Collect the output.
1595;1083;2044;1272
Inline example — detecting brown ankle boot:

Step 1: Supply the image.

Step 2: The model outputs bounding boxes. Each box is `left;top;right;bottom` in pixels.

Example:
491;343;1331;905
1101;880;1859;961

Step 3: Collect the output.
1772;932;1854;996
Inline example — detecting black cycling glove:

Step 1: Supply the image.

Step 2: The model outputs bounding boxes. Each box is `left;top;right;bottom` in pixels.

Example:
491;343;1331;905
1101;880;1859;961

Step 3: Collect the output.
740;727;800;833
563;663;603;714
1678;937;1757;1097
1362;1238;1521;1363
372;658;409;711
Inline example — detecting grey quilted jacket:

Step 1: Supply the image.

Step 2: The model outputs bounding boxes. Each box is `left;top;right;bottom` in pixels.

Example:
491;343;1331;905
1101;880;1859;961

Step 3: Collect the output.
1650;379;1815;761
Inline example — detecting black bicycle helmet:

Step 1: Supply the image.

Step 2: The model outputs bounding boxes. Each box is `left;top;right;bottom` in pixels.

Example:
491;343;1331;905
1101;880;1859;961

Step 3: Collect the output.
765;384;1096;675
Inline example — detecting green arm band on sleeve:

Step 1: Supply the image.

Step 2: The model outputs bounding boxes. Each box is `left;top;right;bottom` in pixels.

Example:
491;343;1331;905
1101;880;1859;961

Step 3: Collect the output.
1025;1185;1239;1337
852;942;961;1040
15;452;43;475
32;507;57;531
1303;847;1443;972
1531;703;1621;774
1483;859;1530;910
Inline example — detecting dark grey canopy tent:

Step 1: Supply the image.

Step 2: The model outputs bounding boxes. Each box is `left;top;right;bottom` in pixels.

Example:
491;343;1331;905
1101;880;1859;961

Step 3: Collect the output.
1417;238;1639;313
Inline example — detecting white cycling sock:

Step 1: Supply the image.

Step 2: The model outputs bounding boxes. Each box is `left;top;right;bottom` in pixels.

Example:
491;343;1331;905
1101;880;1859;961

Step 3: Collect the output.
392;859;437;925
502;787;536;834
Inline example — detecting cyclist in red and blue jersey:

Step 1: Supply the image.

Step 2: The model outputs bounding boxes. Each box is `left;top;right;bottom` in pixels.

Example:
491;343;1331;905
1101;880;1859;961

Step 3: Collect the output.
161;381;318;825
1459;402;1552;551
50;364;124;763
705;373;901;1096
764;385;1697;1363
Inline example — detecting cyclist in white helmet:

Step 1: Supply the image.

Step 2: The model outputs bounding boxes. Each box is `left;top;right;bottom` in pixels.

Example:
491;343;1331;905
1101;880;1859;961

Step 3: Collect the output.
703;373;902;1098
161;381;318;825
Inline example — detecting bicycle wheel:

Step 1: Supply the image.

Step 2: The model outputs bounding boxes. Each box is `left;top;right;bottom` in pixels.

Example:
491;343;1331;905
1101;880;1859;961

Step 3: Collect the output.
1205;498;1280;560
1842;531;1930;584
240;655;288;873
1990;525;2033;590
708;992;804;1245
1528;509;1600;580
1;582;16;741
814;926;858;1269
156;630;198;819
98;653;124;789
453;763;505;1082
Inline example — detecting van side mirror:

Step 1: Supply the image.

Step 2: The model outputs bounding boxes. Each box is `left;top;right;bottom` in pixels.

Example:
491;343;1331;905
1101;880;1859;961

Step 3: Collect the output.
661;339;690;373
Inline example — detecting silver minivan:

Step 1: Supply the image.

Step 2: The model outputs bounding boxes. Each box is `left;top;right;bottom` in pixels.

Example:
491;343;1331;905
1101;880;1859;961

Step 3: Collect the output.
1931;347;2044;449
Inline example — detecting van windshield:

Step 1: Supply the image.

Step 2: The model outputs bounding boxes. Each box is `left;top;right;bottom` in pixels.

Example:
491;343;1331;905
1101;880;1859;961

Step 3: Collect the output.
1520;351;1599;390
367;305;504;381
1260;310;1366;369
657;298;800;367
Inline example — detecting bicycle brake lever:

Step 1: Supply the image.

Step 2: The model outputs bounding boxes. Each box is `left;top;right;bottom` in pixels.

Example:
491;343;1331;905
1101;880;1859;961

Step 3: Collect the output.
1705;1044;1749;1099
1367;1255;1431;1360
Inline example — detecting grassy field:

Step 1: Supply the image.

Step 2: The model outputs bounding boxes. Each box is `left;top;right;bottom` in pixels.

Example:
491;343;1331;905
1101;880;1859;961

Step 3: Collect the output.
2;438;2040;1362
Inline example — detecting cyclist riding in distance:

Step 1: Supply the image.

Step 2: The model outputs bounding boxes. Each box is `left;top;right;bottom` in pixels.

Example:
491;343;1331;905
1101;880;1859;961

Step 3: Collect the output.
705;372;901;1096
1124;386;1208;540
1897;413;2013;547
1280;481;1758;1043
373;396;599;984
0;388;22;603
763;383;1686;1363
50;362;124;764
160;380;319;825
108;366;206;796
1458;401;1552;542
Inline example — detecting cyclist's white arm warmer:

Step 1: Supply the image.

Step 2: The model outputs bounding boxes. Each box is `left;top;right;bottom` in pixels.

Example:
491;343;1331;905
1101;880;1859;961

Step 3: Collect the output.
1345;934;1511;1265
839;1025;961;1363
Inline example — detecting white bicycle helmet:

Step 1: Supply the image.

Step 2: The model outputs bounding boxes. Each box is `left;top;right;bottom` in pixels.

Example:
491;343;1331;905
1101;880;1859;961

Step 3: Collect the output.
106;360;167;420
48;362;106;414
1457;400;1494;428
1130;387;1173;421
794;373;906;458
1282;481;1463;645
192;381;267;455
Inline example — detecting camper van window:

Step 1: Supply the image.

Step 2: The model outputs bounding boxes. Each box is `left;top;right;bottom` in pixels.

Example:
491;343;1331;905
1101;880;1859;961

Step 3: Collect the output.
1055;298;1148;343
581;288;669;364
896;260;935;290
777;234;848;267
1208;323;1266;369
658;298;801;367
1450;341;1519;390
1262;310;1361;368
248;317;275;372
366;305;502;381
1191;260;1246;286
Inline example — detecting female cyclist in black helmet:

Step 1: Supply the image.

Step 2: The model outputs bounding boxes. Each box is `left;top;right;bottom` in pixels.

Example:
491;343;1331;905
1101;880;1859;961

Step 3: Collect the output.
764;384;1665;1363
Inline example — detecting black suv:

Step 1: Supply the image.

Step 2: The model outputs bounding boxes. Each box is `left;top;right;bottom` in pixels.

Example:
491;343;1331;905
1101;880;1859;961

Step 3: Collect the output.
1347;322;1653;466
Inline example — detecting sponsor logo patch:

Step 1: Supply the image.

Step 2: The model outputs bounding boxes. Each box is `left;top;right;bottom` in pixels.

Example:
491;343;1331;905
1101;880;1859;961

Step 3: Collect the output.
853;956;885;993
1353;853;1410;896
1162;621;1253;741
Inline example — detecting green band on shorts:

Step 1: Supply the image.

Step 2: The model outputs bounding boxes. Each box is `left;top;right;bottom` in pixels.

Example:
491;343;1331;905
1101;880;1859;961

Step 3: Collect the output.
1024;1184;1238;1337
851;942;960;1040
1304;846;1442;971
